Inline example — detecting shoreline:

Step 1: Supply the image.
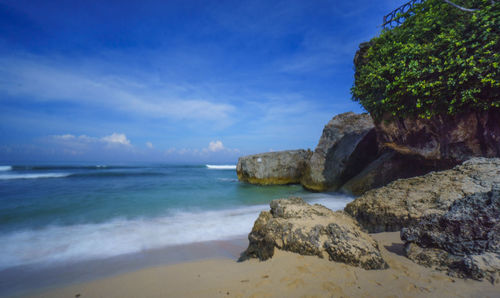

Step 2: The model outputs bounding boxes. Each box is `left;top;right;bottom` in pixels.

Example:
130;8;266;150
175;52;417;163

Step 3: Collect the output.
1;236;248;297
26;232;500;298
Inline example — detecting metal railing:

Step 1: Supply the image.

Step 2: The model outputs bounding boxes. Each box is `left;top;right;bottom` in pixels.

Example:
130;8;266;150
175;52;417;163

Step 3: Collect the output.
382;0;424;28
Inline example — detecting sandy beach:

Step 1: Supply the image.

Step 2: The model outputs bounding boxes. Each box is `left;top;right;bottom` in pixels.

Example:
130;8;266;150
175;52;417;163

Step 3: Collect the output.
27;232;500;298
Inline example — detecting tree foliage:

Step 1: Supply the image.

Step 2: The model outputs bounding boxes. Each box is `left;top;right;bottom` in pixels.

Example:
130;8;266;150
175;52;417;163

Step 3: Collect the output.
351;0;500;121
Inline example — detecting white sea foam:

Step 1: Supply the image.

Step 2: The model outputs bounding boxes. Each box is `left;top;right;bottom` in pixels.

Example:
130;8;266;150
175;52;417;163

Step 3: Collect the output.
305;193;354;211
0;194;353;270
206;165;236;170
0;166;12;171
0;173;70;180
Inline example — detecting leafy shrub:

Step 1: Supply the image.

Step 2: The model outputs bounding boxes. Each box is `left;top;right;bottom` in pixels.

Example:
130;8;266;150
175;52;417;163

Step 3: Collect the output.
351;0;499;121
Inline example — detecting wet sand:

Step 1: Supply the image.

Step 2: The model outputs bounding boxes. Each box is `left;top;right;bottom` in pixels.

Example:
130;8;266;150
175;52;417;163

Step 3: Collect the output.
27;232;500;298
2;237;247;297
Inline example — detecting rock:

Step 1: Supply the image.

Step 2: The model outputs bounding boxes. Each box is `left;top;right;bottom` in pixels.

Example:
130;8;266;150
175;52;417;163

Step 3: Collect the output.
301;112;378;192
401;189;500;282
344;157;500;233
240;197;387;270
376;109;500;163
340;150;445;196
237;150;312;185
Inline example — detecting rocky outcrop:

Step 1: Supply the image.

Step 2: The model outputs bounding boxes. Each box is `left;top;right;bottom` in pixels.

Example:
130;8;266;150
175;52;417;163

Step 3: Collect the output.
401;189;500;283
237;150;312;185
344;158;500;233
301;112;378;192
240;197;387;270
340;150;444;196
376;109;500;164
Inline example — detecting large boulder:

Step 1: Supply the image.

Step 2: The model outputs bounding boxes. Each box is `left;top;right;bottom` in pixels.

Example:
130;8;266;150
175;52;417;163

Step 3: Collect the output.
300;112;378;192
344;158;500;233
401;189;500;283
376;110;500;163
240;197;388;270
236;150;312;185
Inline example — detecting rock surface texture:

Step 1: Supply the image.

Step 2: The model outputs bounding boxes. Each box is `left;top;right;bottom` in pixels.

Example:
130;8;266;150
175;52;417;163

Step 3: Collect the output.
344;158;500;233
340;150;443;196
300;112;378;192
236;150;312;185
240;197;387;270
401;189;500;283
376;110;500;163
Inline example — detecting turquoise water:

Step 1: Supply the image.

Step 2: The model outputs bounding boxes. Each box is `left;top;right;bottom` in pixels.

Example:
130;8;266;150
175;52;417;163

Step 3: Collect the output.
0;164;353;271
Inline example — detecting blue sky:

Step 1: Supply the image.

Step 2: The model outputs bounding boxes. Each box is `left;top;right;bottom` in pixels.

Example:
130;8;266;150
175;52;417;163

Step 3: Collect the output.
0;0;402;163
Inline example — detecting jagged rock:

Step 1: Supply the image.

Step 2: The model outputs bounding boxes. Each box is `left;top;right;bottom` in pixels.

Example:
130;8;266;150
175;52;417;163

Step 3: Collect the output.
376;110;500;163
240;197;388;270
301;112;378;192
237;150;312;185
401;189;500;283
344;158;500;233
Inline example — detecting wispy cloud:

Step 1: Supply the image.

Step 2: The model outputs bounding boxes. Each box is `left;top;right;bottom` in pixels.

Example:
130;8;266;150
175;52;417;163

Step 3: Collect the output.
52;133;131;145
0;55;235;125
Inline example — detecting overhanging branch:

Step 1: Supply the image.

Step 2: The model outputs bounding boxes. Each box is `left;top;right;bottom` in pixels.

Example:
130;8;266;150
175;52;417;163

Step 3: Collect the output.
442;0;479;12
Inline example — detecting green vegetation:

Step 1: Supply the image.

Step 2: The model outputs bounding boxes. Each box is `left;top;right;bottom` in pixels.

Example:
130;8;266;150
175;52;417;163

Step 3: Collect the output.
351;0;499;121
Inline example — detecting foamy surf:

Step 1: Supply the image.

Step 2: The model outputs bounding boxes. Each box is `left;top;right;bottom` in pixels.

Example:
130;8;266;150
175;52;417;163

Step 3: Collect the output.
0;173;70;180
206;165;236;170
0;166;12;171
0;195;353;270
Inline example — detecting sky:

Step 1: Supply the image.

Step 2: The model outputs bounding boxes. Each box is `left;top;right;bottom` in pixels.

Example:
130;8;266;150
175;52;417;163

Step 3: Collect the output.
0;0;403;164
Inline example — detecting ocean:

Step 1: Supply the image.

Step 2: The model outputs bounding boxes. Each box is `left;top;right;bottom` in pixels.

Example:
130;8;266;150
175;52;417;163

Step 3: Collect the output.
0;163;353;295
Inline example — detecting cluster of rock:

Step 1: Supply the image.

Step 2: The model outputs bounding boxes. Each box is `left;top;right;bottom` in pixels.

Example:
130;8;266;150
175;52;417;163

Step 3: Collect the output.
240;197;387;270
241;159;500;282
237;109;500;281
342;157;500;282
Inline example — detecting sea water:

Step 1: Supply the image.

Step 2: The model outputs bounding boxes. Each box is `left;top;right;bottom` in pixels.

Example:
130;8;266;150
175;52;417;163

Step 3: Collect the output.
0;163;353;273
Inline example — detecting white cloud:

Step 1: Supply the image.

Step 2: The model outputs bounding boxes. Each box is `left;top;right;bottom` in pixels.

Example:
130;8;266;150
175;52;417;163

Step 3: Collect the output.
208;140;224;152
146;142;153;149
101;133;131;146
51;132;131;146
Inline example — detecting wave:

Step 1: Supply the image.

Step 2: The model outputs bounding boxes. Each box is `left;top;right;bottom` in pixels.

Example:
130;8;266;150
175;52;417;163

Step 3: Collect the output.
0;166;12;171
0;195;353;270
0;205;265;269
68;172;167;178
0;173;70;180
206;165;236;170
10;165;133;171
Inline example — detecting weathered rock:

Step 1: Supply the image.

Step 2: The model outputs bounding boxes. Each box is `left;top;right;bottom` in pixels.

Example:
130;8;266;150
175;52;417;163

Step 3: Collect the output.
237;150;312;185
240;197;387;270
301;112;378;192
340;150;446;196
344;158;500;233
376;109;500;163
401;189;500;282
